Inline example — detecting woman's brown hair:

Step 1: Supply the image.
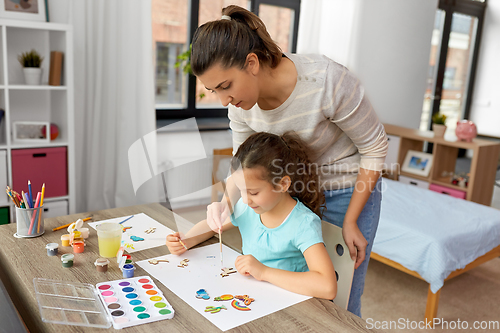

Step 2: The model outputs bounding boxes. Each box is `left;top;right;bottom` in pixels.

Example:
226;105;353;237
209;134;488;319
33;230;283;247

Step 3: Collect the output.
231;132;325;217
191;5;282;76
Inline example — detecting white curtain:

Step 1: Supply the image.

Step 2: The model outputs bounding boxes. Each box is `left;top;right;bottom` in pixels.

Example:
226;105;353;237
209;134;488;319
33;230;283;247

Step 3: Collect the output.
70;0;159;212
297;0;361;68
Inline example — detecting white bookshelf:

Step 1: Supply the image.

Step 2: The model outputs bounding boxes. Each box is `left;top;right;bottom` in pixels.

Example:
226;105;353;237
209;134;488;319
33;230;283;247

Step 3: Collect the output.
0;19;75;222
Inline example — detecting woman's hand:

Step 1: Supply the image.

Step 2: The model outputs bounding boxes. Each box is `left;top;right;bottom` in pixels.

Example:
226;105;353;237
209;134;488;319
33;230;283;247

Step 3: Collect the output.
235;255;267;281
342;222;368;269
206;200;230;232
165;232;187;256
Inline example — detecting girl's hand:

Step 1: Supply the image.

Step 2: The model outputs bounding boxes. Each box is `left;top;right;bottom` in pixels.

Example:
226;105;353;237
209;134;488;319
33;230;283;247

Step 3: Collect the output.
165;232;187;256
234;255;267;281
342;222;368;269
206;200;230;232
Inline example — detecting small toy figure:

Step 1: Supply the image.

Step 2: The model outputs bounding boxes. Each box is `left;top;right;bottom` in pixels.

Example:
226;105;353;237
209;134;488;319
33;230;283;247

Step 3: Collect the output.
231;299;251;311
195;289;210;300
148;259;169;265
205;305;227;314
235;295;254;306
178;259;190;268
220;267;237;277
214;294;233;301
130;235;144;242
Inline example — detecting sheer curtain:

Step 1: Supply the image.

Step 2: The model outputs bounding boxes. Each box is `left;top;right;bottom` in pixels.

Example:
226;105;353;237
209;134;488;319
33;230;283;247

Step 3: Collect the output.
297;0;361;68
70;0;159;212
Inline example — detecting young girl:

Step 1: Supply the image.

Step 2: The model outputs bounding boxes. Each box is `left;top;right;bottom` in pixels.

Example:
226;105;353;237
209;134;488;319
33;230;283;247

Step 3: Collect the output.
166;132;336;300
190;5;387;316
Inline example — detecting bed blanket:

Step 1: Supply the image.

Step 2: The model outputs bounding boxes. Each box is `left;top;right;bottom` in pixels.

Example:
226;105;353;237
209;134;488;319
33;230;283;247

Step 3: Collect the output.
372;178;500;293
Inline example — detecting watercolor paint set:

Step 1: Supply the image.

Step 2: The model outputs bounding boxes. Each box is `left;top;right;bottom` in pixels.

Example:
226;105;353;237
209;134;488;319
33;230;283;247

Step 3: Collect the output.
96;276;174;328
34;276;174;329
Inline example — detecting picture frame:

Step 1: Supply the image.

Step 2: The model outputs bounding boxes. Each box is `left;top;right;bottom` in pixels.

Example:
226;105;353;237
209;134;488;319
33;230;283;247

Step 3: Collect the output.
0;0;47;22
402;150;433;177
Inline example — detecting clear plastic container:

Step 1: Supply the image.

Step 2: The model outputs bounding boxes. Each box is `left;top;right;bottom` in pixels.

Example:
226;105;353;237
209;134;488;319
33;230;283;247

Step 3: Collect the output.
33;278;112;328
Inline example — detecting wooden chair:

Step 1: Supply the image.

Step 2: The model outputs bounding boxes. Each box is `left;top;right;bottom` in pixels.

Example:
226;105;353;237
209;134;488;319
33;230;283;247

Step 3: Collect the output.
211;148;233;202
322;221;355;310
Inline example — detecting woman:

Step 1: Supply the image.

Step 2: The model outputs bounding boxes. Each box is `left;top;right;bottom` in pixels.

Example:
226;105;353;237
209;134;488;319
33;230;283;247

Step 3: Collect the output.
191;5;387;317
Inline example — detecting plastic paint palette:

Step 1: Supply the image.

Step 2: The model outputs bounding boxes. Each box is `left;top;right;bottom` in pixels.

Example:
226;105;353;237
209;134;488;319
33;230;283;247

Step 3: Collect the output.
96;276;174;329
33;276;174;329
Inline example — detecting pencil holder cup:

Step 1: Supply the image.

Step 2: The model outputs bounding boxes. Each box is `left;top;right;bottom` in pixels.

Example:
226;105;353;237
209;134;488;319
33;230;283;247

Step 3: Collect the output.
14;206;44;238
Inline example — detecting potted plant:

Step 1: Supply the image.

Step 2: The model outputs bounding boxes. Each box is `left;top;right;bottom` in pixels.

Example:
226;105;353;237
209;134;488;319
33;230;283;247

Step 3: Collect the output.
432;113;447;138
18;49;44;85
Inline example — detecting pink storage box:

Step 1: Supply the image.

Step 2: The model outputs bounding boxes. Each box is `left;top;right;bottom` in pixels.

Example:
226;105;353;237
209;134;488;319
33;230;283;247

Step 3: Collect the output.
429;183;466;200
12;147;67;198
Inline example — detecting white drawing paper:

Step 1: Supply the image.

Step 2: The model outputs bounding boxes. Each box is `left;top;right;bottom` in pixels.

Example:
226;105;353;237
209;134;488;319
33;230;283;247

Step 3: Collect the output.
88;213;174;253
136;243;311;331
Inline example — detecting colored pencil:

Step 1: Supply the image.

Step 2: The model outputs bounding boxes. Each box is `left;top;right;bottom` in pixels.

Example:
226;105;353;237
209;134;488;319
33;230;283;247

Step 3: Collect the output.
52;217;92;231
119;215;134;224
28;180;33;208
29;192;41;235
5;189;19;208
37;184;45;233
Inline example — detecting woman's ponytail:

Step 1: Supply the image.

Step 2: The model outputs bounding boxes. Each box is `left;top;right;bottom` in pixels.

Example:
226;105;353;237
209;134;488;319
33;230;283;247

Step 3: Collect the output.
191;5;282;76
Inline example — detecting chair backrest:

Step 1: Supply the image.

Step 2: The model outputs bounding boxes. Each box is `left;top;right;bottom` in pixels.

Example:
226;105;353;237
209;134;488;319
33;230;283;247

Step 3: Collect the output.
321;221;355;310
211;148;233;202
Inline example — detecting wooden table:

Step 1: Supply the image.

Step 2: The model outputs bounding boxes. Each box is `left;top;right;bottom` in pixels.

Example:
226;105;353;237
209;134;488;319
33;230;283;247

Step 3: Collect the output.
0;203;382;332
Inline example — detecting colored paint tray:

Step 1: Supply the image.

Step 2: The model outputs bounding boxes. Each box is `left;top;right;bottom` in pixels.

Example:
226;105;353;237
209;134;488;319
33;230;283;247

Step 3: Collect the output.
33;276;174;329
96;276;174;329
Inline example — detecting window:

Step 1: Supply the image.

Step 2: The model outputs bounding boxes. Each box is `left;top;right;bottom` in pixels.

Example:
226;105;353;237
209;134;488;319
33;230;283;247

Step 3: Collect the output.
419;0;486;135
153;0;301;119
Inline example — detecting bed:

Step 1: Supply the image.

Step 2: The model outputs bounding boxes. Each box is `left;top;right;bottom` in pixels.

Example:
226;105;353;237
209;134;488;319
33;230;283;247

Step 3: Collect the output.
371;178;500;322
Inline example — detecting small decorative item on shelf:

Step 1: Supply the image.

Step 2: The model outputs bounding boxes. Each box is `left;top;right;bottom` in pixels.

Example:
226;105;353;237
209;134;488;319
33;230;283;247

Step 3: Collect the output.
432;113;447;138
12;121;50;143
17;49;44;85
441;171;469;188
41;123;59;140
455;120;477;142
402;150;433;177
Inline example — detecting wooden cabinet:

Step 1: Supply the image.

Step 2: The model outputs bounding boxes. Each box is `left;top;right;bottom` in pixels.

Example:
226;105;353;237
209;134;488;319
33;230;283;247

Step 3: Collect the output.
0;19;75;221
384;124;500;206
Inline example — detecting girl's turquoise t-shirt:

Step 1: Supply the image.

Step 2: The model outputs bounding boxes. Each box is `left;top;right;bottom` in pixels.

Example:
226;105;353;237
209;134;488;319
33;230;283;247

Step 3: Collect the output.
230;198;324;272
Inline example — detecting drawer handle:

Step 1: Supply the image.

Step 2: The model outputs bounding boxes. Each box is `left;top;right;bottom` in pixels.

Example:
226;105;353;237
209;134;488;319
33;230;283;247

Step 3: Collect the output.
410;181;417;186
33;153;47;158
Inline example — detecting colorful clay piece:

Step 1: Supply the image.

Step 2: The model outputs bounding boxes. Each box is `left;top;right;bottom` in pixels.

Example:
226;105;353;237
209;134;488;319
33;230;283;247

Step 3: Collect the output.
144;227;156;234
122;226;132;232
130;236;145;242
205;305;227;314
235;295;255;306
220;267;237;277
124;243;135;249
231;299;251;311
178;259;189;268
214;294;233;301
195;289;210;300
148;259;169;265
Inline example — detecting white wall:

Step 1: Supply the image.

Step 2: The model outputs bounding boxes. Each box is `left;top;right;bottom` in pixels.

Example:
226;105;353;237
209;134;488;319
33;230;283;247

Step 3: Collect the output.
298;0;437;129
351;0;437;128
469;1;500;137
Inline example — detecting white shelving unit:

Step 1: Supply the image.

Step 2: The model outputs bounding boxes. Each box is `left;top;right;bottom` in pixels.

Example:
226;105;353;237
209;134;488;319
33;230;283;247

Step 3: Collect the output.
0;18;75;222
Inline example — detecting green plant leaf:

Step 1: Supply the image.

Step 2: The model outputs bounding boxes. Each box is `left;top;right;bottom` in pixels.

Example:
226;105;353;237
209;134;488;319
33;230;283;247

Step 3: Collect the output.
17;49;43;68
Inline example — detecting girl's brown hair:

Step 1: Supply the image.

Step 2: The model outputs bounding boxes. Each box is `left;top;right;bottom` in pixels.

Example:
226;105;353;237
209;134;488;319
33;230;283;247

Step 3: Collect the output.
231;132;325;217
191;5;282;76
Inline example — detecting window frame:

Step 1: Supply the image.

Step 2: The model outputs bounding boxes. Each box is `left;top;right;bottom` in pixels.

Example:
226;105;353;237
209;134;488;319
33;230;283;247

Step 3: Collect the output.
155;0;301;120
